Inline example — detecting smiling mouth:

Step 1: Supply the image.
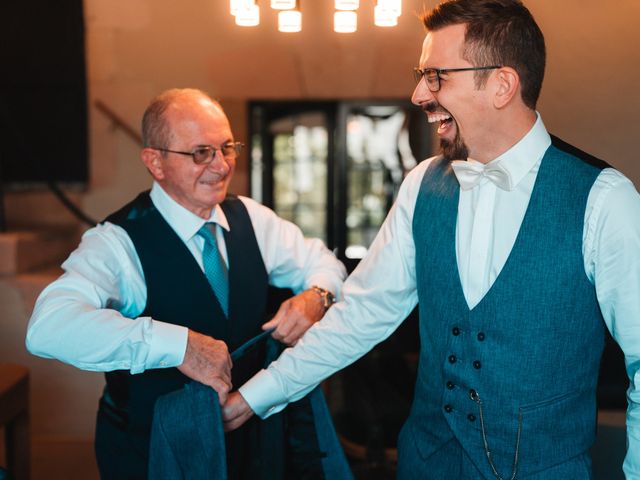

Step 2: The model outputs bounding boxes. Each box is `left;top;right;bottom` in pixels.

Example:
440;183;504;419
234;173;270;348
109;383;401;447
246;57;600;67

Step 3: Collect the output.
199;175;226;187
427;112;455;136
422;100;454;132
427;112;450;122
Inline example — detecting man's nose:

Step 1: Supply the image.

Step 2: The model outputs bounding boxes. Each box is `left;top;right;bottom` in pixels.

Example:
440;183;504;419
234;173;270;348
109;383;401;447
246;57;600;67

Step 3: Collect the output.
208;149;230;174
411;78;435;106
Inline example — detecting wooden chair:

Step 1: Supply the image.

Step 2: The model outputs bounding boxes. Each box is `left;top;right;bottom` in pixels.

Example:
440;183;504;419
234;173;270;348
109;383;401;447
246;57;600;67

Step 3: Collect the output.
0;364;29;480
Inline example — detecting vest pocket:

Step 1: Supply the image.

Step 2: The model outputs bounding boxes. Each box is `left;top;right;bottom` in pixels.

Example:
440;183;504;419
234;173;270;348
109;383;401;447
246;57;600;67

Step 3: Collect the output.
519;389;579;413
516;389;596;477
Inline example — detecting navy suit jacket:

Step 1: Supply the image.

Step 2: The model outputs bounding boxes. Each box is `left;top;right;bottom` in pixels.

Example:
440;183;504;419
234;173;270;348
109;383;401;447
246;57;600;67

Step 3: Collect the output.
148;336;353;479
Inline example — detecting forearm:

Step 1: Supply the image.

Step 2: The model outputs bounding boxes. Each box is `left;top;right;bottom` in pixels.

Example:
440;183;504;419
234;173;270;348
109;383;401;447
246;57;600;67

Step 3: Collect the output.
26;281;187;373
26;222;190;373
240;166;423;417
243;265;419;417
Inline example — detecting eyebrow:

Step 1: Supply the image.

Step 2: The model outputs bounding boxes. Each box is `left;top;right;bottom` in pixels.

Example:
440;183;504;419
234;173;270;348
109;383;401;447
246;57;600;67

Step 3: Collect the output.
193;140;234;148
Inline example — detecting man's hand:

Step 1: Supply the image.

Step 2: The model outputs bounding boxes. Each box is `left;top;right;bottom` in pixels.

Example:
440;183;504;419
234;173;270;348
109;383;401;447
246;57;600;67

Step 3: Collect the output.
178;330;232;404
222;391;255;432
261;289;327;345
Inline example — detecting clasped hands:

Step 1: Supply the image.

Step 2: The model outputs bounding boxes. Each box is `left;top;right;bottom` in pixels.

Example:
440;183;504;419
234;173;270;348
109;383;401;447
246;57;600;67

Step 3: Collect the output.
178;289;326;431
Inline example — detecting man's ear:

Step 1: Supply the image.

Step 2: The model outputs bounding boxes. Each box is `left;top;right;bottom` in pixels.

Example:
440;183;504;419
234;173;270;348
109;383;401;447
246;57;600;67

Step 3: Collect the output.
493;66;520;109
141;148;165;181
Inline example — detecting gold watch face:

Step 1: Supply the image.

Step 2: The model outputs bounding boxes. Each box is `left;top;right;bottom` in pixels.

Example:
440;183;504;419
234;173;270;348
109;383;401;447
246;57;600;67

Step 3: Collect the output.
312;286;335;309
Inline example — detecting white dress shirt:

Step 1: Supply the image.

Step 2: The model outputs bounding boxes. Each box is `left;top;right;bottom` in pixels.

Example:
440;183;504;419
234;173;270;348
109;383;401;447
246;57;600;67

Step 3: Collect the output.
26;183;347;374
240;115;640;477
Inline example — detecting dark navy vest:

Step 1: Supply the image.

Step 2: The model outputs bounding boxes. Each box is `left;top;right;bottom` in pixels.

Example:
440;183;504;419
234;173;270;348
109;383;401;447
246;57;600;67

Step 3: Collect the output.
410;138;607;478
102;192;269;434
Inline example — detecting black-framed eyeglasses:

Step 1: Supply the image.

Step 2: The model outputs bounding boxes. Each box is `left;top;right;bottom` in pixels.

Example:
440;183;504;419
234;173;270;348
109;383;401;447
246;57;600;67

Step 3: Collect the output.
413;66;501;92
151;141;244;165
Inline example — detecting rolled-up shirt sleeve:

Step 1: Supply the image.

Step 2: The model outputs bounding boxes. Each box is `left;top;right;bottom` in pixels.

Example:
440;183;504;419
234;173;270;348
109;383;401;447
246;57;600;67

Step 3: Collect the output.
25;222;188;373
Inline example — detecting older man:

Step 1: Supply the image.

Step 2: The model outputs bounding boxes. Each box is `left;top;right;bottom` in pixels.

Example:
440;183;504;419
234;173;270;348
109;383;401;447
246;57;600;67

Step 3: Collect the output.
224;1;640;478
26;88;346;478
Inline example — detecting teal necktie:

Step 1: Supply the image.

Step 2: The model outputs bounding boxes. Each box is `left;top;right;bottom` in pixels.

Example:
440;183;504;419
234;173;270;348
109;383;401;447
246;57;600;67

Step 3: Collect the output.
197;223;229;317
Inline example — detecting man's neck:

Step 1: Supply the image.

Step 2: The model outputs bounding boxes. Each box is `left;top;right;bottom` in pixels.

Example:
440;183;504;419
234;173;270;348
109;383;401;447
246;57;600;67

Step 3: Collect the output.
472;108;537;164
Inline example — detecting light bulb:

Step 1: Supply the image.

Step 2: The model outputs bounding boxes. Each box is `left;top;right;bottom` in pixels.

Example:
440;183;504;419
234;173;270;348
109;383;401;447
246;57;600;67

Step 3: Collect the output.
374;5;398;27
377;0;401;16
235;3;260;26
334;11;357;33
278;10;302;32
230;0;255;16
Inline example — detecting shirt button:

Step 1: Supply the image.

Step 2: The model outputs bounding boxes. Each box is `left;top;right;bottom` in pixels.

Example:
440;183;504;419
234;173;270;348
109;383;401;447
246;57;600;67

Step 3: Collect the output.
160;361;167;366
477;332;485;341
467;413;476;422
446;381;455;390
473;360;482;369
448;355;457;364
444;404;453;413
452;327;460;336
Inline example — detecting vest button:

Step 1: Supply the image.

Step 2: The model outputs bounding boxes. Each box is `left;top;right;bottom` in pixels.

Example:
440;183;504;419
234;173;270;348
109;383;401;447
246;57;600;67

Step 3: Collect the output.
446;381;455;390
452;327;460;336
467;413;476;422
448;355;457;364
444;404;453;413
477;332;485;341
469;389;478;401
473;360;482;369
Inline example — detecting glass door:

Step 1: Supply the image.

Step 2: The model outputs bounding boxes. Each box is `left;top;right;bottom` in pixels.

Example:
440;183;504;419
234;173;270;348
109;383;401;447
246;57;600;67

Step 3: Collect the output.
250;99;431;270
250;102;337;247
336;101;429;271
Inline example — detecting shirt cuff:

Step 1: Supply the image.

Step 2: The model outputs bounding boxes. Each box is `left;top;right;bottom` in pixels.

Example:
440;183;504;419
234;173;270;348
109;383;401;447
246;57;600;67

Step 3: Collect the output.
146;319;189;370
239;368;290;419
624;381;640;478
624;422;640;478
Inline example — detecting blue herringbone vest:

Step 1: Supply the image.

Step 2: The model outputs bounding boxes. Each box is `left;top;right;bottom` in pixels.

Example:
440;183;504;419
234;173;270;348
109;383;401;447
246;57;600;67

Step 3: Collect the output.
410;140;606;478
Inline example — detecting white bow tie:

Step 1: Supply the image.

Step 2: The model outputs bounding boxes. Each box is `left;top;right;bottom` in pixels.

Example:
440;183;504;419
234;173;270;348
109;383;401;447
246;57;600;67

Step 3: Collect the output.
451;159;513;191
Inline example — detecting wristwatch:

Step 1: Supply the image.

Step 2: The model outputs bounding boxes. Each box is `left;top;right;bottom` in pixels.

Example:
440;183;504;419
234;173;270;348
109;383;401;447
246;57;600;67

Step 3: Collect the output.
311;285;336;311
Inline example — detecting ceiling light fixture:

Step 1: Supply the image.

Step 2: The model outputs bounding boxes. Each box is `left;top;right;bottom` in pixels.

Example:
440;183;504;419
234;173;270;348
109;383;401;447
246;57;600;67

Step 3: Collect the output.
230;0;401;32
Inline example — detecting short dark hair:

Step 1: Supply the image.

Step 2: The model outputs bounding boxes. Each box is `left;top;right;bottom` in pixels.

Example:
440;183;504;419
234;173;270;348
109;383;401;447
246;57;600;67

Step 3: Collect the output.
141;88;222;149
422;0;545;109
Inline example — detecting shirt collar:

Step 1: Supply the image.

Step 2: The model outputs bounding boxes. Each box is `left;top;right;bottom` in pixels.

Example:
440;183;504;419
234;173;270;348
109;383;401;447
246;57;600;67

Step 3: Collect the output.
486;112;551;189
149;183;230;243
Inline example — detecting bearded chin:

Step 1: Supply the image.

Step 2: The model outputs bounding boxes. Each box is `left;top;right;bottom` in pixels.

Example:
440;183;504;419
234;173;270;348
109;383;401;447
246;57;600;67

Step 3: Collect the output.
440;130;469;162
